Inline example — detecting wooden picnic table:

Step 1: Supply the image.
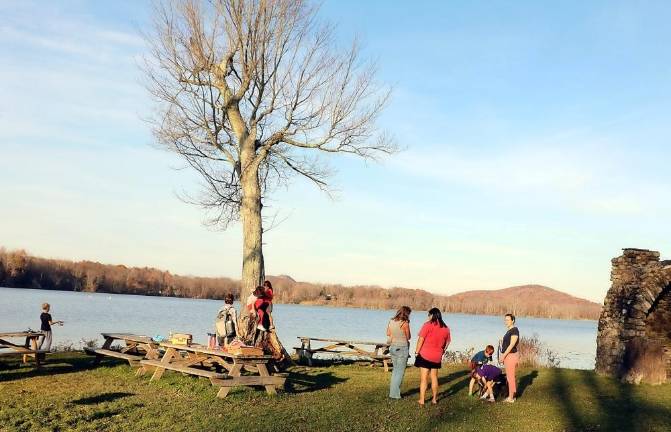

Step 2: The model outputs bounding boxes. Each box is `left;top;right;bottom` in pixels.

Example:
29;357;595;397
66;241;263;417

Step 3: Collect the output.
140;342;286;398
294;336;391;371
0;331;47;366
84;333;161;371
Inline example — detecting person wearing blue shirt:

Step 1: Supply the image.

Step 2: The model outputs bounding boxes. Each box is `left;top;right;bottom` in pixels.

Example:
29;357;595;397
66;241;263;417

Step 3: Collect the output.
468;345;494;396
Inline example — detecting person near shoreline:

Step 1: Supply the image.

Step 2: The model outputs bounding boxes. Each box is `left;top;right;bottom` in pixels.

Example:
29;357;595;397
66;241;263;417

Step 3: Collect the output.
386;306;411;399
215;293;238;347
468;344;495;396
474;363;503;403
499;313;520;403
263;280;275;329
239;288;259;343
253;286;271;346
414;308;451;406
39;303;63;352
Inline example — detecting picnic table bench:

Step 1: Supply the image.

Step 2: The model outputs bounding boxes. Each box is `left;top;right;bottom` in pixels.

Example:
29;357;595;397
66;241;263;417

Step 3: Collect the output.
84;333;161;371
294;336;391;371
0;331;48;366
141;342;286;398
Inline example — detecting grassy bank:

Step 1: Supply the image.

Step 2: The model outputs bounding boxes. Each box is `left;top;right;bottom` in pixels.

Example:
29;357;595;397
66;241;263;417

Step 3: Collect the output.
1;353;669;432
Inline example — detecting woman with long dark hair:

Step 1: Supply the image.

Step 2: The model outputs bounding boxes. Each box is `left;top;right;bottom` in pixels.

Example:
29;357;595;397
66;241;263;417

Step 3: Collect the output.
500;313;519;402
414;308;451;406
253;286;271;346
386;306;411;399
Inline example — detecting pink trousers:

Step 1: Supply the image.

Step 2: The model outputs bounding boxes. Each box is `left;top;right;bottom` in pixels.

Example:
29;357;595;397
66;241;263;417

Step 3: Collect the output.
503;352;519;397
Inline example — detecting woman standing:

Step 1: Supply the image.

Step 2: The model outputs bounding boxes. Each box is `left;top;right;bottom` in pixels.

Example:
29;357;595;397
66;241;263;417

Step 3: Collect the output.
500;313;520;403
386;306;411;399
253;286;271;346
414;308;451;406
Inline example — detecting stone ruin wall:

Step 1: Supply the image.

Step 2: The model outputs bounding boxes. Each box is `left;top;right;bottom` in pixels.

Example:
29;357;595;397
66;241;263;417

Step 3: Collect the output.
595;248;671;383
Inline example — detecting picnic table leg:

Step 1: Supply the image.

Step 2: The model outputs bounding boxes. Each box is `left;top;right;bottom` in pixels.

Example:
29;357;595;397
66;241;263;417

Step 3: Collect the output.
257;363;277;395
216;363;242;398
31;337;40;367
91;336;115;365
22;337;29;364
150;347;176;382
135;343;160;376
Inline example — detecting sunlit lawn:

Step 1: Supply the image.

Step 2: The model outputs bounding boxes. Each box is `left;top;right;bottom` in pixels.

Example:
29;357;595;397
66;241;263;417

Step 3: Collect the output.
1;353;670;432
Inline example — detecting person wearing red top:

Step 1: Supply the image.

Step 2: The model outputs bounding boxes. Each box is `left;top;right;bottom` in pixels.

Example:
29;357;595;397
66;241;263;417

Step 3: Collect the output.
263;280;275;329
253;286;271;346
414;308;451;406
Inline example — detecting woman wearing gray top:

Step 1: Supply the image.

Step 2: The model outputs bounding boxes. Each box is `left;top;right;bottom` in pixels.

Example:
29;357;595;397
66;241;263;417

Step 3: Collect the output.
386;306;411;399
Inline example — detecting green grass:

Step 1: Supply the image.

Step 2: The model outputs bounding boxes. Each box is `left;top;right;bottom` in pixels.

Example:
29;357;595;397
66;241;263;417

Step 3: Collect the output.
1;353;670;432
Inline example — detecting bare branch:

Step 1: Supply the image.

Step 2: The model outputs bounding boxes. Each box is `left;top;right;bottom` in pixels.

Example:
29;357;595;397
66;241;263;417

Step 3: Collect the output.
144;0;394;229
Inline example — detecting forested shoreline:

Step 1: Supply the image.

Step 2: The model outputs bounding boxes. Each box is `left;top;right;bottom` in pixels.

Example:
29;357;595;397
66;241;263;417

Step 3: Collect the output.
0;249;602;320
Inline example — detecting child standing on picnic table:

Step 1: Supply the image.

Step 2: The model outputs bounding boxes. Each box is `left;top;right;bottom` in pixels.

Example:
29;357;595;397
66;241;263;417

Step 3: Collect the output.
39;303;63;352
263;280;275;329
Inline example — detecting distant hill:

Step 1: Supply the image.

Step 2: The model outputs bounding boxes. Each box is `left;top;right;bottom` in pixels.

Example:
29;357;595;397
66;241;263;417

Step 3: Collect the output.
442;284;602;320
264;277;602;320
0;248;602;320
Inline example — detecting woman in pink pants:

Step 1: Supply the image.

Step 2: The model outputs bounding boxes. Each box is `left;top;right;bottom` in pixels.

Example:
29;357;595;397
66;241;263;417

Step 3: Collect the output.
500;313;519;403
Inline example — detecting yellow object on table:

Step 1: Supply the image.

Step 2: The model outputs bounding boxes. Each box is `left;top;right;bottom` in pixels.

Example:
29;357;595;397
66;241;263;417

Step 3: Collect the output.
169;333;192;346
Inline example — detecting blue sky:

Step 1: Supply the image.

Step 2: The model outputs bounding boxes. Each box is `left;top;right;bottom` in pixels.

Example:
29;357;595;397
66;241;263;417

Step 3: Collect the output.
2;0;670;302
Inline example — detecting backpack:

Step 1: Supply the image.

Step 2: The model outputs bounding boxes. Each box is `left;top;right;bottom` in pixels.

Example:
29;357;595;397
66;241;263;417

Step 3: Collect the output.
216;307;236;338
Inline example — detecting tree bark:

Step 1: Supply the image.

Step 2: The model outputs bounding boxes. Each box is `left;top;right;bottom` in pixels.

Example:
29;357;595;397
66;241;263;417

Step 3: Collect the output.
237;142;264;340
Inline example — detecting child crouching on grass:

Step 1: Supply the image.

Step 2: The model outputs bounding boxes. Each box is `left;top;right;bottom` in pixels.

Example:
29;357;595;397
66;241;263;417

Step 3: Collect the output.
474;364;502;403
468;344;495;396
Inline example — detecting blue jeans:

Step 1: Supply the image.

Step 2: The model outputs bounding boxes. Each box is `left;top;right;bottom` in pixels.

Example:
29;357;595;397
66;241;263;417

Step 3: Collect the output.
389;344;409;399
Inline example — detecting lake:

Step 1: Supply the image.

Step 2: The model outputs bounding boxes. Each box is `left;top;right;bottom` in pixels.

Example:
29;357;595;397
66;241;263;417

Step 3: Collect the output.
0;287;598;369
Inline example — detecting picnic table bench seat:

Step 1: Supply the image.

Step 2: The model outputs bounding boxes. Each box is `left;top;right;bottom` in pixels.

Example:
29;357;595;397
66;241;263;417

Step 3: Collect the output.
294;336;391;371
84;347;144;364
84;333;162;373
0;348;49;357
0;331;46;366
140;359;226;379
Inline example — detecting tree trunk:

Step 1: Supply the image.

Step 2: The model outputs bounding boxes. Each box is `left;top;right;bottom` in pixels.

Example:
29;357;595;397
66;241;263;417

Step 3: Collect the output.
237;161;264;341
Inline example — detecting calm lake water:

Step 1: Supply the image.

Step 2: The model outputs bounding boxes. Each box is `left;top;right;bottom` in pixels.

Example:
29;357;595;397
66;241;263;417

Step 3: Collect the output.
0;287;598;369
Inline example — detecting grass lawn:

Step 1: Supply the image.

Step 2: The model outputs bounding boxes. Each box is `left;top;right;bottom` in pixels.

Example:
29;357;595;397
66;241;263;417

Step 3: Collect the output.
1;353;670;432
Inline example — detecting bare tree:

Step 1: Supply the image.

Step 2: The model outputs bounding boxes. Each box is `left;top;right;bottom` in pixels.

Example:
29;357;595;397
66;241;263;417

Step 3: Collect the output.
144;0;394;338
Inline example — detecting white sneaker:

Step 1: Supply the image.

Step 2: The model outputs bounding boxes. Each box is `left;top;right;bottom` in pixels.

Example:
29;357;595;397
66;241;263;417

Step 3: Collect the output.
503;398;516;403
480;394;488;400
488;397;495;403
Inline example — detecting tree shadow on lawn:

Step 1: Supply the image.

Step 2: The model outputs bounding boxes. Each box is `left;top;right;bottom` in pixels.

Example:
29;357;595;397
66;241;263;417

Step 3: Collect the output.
284;368;349;393
71;392;136;405
516;370;539;398
550;368;671;432
401;370;470;398
83;403;145;422
0;355;126;382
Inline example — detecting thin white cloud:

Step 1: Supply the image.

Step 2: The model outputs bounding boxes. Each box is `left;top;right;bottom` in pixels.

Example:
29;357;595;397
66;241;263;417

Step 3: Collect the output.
393;136;666;217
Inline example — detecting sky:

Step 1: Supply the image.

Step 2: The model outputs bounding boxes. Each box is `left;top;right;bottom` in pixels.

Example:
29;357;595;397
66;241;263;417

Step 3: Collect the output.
1;0;670;303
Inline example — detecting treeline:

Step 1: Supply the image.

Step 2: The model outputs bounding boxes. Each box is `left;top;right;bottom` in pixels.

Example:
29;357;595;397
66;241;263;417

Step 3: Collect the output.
0;249;602;320
0;249;238;299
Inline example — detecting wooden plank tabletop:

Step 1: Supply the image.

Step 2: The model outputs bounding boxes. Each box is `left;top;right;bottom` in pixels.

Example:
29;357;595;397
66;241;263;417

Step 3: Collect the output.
0;331;44;338
297;336;389;346
101;333;155;344
159;342;272;360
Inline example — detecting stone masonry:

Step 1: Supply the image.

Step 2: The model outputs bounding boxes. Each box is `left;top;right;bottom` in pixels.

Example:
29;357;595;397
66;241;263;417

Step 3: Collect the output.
595;248;671;383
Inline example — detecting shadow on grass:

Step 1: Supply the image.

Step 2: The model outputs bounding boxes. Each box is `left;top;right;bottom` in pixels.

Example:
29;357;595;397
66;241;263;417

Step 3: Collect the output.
84;403;145;422
71;392;135;405
284;369;349;393
0;355;126;382
550;368;671;432
516;370;538;398
401;369;469;398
